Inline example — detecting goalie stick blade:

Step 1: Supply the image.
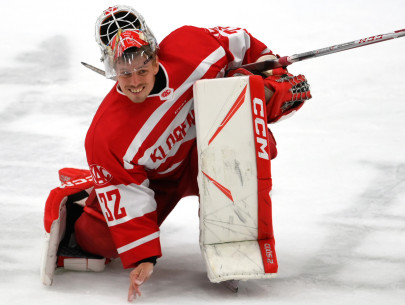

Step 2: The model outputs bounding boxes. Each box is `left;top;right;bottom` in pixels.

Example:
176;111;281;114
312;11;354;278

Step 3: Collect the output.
81;62;106;77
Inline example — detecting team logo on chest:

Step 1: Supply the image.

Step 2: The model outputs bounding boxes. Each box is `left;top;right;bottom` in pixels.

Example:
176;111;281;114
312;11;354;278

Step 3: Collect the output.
150;109;195;163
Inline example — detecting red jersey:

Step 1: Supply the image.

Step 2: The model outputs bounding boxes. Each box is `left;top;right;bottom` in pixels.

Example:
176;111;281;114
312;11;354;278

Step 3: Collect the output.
85;26;275;268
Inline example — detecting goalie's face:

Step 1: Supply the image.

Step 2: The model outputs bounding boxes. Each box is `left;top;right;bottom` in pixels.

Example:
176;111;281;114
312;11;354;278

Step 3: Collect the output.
116;55;159;104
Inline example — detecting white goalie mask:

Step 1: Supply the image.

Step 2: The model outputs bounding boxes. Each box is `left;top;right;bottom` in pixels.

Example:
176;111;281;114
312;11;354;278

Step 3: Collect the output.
95;5;158;79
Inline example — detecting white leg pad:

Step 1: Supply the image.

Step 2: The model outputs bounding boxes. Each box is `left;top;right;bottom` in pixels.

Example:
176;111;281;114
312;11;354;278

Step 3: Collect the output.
40;182;101;286
40;198;67;286
194;76;278;283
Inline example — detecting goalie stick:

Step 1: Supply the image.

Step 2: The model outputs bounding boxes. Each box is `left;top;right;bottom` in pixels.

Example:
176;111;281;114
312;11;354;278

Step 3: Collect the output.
82;28;405;77
242;28;405;73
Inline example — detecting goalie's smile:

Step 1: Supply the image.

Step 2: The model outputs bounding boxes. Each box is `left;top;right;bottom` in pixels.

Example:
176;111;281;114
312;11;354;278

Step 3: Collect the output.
129;87;145;94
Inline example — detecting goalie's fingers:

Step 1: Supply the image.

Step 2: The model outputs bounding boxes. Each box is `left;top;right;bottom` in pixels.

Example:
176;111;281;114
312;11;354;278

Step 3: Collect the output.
128;267;143;302
128;282;142;302
127;263;154;301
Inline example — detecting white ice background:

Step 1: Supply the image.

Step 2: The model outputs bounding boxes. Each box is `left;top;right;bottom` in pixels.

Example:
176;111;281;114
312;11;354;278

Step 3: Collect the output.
1;0;404;304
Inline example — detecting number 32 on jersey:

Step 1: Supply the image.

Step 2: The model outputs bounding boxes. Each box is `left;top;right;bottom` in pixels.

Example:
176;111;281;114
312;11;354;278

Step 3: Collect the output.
97;188;127;223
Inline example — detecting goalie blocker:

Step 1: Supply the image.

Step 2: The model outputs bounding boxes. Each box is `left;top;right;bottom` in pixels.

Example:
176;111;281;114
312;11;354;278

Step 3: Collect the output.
194;75;278;282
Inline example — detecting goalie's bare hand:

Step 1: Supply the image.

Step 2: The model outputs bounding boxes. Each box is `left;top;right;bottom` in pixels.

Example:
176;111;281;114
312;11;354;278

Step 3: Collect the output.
128;262;154;302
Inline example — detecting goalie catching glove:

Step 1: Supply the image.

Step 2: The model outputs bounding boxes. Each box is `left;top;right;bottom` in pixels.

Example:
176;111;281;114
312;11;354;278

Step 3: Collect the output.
228;64;311;123
264;68;311;123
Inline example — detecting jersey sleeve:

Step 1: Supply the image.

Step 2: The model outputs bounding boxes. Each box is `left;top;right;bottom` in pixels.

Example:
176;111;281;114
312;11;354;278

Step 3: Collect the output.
206;26;274;70
86;123;162;269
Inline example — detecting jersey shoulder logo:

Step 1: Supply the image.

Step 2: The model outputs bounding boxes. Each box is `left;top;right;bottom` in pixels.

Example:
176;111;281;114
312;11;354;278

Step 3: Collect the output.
160;88;174;101
90;164;113;186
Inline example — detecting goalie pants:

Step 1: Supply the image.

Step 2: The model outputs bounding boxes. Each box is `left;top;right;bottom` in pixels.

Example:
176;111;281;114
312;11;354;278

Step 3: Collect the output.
75;133;277;260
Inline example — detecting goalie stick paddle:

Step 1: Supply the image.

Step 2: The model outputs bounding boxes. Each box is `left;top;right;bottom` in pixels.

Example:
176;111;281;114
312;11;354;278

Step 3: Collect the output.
240;28;405;73
81;62;106;77
81;29;405;77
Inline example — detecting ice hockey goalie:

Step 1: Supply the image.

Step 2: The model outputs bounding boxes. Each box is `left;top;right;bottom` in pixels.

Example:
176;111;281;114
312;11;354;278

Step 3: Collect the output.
40;72;310;286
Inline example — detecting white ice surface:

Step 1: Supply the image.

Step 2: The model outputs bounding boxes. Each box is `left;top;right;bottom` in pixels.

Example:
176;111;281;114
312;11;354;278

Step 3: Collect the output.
1;0;404;304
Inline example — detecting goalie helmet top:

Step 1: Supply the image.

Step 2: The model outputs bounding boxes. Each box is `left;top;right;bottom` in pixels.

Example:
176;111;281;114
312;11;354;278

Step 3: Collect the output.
95;5;158;79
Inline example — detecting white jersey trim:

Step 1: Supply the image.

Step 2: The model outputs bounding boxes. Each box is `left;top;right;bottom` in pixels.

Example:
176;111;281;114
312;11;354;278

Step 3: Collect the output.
116;85;126;96
117;231;160;254
211;27;251;70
